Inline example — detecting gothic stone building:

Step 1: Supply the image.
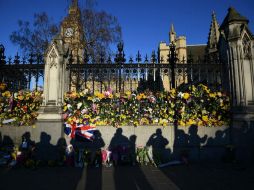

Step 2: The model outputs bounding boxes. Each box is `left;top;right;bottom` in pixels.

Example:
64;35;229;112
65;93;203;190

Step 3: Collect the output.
43;1;254;108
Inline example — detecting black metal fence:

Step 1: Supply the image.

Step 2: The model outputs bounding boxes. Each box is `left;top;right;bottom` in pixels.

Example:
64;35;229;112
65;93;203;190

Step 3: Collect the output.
0;43;227;93
67;43;227;93
0;45;44;91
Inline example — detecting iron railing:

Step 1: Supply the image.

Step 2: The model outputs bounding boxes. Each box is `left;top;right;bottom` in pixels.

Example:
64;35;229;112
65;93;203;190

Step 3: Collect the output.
0;43;227;93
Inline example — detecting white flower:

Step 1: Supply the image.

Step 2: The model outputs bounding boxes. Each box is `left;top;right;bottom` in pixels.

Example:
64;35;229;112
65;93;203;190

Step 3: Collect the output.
83;88;89;95
77;102;82;110
178;92;183;98
81;108;88;114
67;104;72;110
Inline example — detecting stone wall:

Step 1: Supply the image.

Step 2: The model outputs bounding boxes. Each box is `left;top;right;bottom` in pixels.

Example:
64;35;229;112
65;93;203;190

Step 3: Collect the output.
0;123;233;162
0;121;63;146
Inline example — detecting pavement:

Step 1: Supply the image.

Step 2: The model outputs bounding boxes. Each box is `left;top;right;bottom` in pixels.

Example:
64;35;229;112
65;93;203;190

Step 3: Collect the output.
0;163;254;190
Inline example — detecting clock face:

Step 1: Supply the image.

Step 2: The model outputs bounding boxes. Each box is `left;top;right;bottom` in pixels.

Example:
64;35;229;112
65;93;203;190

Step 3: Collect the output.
65;28;74;37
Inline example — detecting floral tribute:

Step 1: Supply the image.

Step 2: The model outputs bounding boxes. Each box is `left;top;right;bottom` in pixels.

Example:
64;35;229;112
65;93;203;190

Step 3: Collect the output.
63;84;230;128
0;82;230;127
0;83;43;126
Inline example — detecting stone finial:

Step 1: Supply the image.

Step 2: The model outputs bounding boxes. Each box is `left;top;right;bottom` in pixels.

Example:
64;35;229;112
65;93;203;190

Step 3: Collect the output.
169;23;176;43
170;24;175;34
207;11;220;50
72;0;78;7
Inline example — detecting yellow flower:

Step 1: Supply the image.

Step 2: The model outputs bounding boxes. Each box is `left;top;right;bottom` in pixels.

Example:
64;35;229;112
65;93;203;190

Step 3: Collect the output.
179;120;186;126
183;93;190;100
217;92;222;97
120;114;127;120
0;83;7;91
137;93;146;100
186;119;196;126
70;92;78;99
159;119;168;126
209;93;216;98
140;118;149;125
2;91;11;98
87;96;93;101
96;120;106;125
198;120;204;126
202;115;209;122
133;121;139;127
125;91;131;96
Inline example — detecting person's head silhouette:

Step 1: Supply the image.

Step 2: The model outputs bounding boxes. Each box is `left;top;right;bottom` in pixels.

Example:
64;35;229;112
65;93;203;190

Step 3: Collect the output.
156;128;162;136
116;128;123;135
188;125;198;135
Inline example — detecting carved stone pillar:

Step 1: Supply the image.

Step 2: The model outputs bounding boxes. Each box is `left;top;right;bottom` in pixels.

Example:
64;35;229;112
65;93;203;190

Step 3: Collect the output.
37;41;66;121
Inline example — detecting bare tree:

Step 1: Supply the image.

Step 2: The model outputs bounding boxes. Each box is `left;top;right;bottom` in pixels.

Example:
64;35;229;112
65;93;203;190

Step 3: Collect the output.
10;0;122;59
82;9;122;60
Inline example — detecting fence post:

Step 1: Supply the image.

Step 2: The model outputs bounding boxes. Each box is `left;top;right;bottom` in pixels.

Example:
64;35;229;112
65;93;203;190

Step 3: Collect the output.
169;43;177;89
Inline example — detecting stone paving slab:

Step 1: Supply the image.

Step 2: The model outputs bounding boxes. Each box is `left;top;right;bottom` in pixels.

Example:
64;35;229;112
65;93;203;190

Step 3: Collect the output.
0;164;254;190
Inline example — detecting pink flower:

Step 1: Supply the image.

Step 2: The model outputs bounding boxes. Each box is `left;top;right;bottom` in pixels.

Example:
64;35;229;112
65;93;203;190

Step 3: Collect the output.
92;103;98;113
104;91;111;97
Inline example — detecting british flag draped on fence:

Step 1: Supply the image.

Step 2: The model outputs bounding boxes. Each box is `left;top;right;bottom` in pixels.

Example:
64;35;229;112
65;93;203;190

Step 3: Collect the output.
64;123;97;141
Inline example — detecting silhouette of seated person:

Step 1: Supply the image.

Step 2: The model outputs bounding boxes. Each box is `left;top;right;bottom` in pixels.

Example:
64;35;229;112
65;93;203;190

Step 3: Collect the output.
109;128;130;165
173;129;189;161
2;135;14;153
146;128;169;164
88;130;105;167
187;125;207;160
35;132;56;162
18;132;35;163
206;130;227;146
56;138;67;164
187;125;207;146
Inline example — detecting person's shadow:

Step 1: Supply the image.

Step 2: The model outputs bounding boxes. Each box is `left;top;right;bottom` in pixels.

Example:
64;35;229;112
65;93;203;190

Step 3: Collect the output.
35;132;57;163
109;128;130;166
172;128;189;161
84;130;105;190
110;128;154;190
187;124;207;161
56;137;67;164
19;132;35;161
129;135;137;165
146;128;170;165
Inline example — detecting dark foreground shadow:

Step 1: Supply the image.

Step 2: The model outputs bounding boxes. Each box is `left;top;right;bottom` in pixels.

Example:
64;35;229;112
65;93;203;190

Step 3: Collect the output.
71;129;105;190
84;130;105;190
0;132;83;190
110;128;154;190
159;122;254;190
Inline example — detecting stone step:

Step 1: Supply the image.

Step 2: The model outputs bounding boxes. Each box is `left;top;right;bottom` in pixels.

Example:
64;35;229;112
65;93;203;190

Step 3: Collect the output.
47;100;56;106
44;106;60;113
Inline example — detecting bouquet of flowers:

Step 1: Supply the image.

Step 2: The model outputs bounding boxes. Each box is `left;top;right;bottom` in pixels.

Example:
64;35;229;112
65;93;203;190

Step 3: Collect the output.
63;84;230;128
0;83;43;126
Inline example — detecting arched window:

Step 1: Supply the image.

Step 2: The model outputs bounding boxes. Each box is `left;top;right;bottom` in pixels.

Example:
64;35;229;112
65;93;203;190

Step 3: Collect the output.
242;34;251;59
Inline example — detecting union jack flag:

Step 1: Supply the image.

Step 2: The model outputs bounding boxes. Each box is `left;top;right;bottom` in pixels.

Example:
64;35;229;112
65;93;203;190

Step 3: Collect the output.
64;123;97;141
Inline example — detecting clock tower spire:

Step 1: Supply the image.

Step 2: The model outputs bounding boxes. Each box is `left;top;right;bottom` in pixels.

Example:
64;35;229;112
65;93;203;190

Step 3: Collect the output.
60;0;84;60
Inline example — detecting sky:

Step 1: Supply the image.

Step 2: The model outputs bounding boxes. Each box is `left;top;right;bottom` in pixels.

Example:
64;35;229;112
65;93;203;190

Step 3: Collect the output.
0;0;254;58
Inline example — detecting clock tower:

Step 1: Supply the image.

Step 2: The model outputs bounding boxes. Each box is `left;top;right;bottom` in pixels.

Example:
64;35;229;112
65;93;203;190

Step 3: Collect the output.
60;0;85;60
